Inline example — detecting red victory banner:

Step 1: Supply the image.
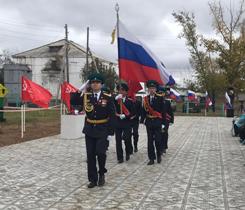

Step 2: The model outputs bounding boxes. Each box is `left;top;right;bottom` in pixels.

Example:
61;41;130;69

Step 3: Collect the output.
21;76;52;108
61;81;78;111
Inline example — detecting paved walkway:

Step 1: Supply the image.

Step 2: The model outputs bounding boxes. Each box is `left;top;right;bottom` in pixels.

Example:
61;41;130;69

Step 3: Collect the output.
0;117;245;210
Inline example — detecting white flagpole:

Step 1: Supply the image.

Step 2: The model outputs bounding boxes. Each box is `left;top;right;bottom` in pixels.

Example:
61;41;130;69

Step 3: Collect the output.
21;104;24;138
63;103;65;114
23;103;26;132
60;102;63;115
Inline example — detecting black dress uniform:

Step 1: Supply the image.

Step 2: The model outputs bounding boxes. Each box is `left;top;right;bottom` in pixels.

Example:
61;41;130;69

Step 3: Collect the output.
70;74;115;188
101;86;114;150
114;83;136;163
157;87;174;154
131;98;142;152
162;98;174;152
141;80;165;165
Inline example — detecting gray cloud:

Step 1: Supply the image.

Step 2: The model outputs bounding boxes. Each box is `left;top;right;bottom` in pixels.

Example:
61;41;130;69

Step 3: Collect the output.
0;0;242;84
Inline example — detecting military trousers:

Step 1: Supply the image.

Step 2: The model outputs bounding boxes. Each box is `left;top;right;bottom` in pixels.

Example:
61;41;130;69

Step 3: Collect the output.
85;135;107;183
115;127;132;161
146;126;162;160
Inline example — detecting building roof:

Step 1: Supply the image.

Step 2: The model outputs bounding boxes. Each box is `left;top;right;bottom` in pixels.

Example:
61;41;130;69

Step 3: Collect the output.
3;64;32;71
13;39;115;64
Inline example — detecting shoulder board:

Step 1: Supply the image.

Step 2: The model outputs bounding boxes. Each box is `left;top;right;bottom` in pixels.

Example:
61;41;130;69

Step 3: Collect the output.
85;92;92;95
103;93;112;97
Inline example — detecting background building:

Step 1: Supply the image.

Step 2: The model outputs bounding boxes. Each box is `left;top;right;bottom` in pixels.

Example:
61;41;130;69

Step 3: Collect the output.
12;39;117;98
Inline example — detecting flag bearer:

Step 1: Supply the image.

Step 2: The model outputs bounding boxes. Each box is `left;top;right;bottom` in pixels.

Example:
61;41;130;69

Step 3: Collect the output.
140;80;165;165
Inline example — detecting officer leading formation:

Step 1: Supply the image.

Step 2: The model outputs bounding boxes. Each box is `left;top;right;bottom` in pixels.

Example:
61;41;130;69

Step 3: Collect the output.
71;74;174;188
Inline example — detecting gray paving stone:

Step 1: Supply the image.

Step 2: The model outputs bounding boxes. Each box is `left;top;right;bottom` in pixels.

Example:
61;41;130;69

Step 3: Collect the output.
0;117;244;210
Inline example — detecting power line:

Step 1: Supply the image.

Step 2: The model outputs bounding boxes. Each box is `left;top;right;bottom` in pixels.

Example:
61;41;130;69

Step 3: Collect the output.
0;18;63;32
0;27;63;38
0;33;62;42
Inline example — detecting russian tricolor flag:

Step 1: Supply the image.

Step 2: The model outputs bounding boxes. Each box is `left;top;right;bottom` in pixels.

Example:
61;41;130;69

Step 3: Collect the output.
170;88;181;101
118;20;175;86
187;90;197;101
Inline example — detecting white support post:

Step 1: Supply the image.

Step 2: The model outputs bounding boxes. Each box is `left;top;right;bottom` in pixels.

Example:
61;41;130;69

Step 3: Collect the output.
21;104;24;138
23;104;26;132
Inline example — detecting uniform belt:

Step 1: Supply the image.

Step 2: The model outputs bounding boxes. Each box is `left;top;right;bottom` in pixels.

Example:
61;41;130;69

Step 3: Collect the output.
147;115;159;119
86;118;109;124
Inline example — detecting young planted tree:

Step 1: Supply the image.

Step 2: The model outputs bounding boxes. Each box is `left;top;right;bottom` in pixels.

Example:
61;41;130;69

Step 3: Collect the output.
81;58;119;91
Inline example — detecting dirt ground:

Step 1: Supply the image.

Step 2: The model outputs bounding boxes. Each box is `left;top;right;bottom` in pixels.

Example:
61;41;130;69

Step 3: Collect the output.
0;120;60;147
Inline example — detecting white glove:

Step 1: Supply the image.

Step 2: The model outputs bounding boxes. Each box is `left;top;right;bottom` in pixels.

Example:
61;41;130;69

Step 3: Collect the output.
74;109;79;115
107;135;113;141
161;124;165;129
119;114;126;119
115;94;123;100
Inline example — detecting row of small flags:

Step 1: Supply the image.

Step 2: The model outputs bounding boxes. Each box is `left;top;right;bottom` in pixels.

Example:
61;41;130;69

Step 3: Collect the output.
22;76;222;110
23;76;234;112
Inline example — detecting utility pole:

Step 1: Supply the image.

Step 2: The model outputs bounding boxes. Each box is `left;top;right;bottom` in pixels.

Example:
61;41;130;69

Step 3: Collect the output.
86;27;89;73
65;24;69;82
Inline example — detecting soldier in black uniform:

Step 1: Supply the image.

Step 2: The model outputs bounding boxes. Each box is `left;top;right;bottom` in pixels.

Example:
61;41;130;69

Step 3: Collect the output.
157;86;174;154
101;86;114;150
141;80;165;165
114;83;135;163
70;73;115;188
130;96;142;152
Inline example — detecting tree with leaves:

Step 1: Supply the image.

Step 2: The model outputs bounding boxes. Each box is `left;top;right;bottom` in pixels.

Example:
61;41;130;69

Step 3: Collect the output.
81;58;119;91
173;0;245;111
172;11;224;111
203;0;245;93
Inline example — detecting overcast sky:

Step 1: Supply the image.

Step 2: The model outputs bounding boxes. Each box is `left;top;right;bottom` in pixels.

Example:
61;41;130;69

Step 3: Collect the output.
0;0;242;85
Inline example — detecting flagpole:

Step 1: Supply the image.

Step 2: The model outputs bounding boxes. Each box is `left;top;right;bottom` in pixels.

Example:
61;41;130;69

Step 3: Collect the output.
115;3;121;79
21;104;24;138
23;103;26;132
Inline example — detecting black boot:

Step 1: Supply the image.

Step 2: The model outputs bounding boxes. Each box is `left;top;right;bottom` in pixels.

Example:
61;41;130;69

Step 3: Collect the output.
126;154;130;161
87;182;97;188
134;145;138;153
98;175;105;187
157;156;162;163
147;160;154;165
118;159;124;164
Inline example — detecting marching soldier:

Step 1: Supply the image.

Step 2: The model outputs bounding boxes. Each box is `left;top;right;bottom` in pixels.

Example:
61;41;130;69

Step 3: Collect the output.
130;96;142;153
114;83;135;163
158;86;174;154
101;86;114;150
141;80;165;165
70;73;115;188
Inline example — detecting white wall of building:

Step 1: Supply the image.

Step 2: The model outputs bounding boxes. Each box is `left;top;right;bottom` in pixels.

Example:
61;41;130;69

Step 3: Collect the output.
69;57;87;89
13;56;117;98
